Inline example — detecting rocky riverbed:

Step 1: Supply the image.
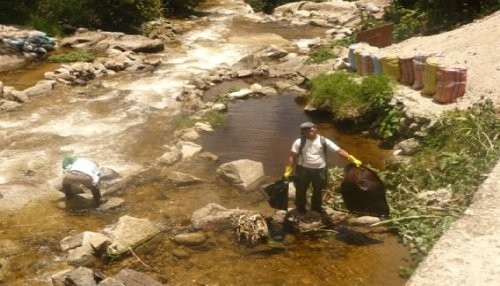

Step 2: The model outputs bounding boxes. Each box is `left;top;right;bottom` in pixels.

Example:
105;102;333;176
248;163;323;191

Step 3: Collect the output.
0;1;498;285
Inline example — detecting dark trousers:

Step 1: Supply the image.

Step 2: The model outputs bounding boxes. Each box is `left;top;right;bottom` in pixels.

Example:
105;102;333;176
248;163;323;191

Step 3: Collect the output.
62;171;101;203
294;165;327;212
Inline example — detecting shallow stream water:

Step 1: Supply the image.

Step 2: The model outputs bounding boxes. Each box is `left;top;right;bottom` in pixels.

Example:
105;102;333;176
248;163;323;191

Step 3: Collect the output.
0;1;410;285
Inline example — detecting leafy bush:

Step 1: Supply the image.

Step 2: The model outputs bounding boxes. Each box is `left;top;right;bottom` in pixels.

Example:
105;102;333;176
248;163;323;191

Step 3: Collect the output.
388;0;500;37
376;106;404;140
309;72;393;121
305;44;338;65
201;110;226;127
37;0;163;33
0;0;36;25
380;99;500;265
162;0;202;16
361;75;393;110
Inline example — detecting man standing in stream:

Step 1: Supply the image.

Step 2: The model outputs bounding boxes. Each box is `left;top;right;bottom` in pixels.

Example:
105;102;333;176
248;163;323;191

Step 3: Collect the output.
284;122;362;213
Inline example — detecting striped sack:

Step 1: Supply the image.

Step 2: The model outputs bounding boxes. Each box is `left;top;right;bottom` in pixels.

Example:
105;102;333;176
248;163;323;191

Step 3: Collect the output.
355;50;363;76
381;55;400;81
399;56;414;85
412;55;427;90
361;53;374;76
372;54;383;75
433;67;467;104
348;44;359;72
421;58;440;95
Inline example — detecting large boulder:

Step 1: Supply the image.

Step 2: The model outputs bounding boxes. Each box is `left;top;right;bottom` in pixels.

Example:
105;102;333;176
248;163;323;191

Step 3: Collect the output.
191;203;245;229
104;215;160;256
216;159;265;191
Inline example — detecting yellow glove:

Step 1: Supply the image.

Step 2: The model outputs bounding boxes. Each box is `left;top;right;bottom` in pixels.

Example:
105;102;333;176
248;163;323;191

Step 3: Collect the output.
348;155;362;167
284;166;293;178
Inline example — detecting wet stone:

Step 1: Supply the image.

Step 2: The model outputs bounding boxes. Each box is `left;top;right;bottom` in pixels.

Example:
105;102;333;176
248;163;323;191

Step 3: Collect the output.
172;247;191;259
172;232;207;246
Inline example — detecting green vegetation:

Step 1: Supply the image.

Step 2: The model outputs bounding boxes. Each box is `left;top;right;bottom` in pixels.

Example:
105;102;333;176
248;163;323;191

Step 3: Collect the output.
305;43;338;65
172;114;195;129
47;50;102;63
379;100;499;268
309;72;393;121
173;110;226;130
305;37;358;65
376;106;405;141
0;0;202;35
386;1;499;41
201;110;226;127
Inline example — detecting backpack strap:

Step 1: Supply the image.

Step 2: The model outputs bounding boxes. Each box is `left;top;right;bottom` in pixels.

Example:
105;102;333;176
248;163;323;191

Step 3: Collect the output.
298;136;328;162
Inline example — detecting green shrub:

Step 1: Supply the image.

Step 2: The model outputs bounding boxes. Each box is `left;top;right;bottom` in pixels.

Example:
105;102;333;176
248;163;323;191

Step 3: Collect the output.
37;0;163;33
376;106;404;140
172;114;195;129
381;99;500;264
201;110;226;127
361;75;393;110
305;44;338;65
0;0;36;25
29;15;62;37
162;0;202;16
47;50;102;63
309;72;393;121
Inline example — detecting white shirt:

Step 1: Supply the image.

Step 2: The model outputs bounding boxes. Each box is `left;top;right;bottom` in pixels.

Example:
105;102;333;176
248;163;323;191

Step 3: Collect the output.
69;158;101;186
291;136;340;168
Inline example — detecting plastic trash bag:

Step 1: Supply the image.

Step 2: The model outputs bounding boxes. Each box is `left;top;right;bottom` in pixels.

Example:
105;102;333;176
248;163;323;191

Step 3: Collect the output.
264;178;289;210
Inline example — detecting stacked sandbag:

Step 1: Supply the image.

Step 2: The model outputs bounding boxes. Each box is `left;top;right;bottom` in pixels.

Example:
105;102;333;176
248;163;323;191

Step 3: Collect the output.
398;53;414;85
348;42;370;73
380;53;400;81
372;52;383;75
412;54;428;90
360;46;379;76
346;42;468;104
433;66;467;104
420;57;441;96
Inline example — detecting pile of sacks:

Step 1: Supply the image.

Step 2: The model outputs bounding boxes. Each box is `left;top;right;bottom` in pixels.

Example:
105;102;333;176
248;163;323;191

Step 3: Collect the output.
0;26;56;58
347;42;467;104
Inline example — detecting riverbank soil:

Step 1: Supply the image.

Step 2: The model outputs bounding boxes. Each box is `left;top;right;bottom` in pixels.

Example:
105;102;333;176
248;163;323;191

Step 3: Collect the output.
382;11;500;286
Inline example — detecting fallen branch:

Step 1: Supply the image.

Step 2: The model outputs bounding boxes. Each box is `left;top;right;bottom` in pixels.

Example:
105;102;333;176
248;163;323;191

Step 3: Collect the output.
128;246;150;269
370;215;441;227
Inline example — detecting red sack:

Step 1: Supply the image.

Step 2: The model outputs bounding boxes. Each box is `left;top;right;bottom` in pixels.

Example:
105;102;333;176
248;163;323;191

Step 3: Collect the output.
399;56;414;85
433;67;467;104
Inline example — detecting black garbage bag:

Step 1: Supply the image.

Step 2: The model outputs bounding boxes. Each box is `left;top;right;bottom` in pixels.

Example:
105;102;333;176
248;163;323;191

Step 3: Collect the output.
341;163;390;217
263;178;289;210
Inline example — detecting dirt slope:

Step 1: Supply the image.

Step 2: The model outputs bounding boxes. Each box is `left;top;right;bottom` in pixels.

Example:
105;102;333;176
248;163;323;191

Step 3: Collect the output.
381;11;500;118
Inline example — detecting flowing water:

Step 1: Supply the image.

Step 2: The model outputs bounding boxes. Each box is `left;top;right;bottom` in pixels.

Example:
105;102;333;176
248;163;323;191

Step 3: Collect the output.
0;1;410;285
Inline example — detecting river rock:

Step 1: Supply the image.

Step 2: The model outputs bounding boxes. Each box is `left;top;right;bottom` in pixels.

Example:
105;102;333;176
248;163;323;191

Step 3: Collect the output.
22;80;55;97
104;215;160;256
0;99;21;111
159;147;182;165
0;55;27;72
172;232;207;246
111;269;163;286
216;159;265;191
347;216;381;225
172;247;191;259
177;141;203;160
191;203;245;229
64;231;111;266
64;267;98;286
166;171;203;186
